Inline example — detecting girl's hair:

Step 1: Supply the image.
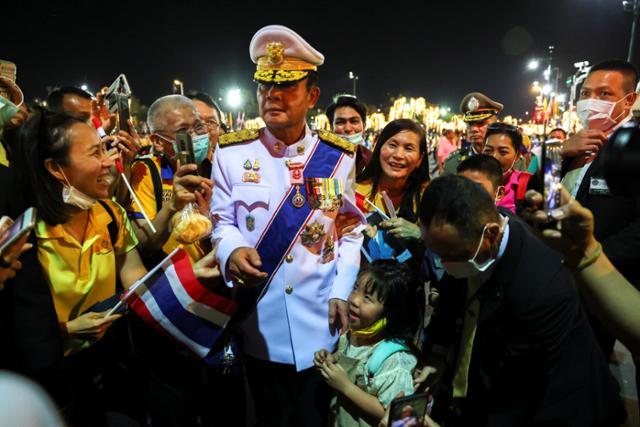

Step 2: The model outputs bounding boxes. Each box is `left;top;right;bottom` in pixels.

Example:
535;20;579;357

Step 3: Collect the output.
357;119;429;222
357;259;420;346
12;108;85;225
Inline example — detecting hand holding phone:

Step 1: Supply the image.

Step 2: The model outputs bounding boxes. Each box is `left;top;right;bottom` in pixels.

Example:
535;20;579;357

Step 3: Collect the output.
541;139;563;221
0;207;36;257
175;132;197;170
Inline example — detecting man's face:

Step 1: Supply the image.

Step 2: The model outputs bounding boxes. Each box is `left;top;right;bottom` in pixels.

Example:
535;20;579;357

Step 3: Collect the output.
258;80;320;131
192;99;221;147
580;70;636;125
466;118;494;152
423;220;500;265
153;106;199;158
332;106;364;135
62;94;92;122
548;130;567;142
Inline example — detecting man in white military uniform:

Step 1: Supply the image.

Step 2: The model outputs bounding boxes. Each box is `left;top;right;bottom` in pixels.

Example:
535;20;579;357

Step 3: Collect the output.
210;25;364;425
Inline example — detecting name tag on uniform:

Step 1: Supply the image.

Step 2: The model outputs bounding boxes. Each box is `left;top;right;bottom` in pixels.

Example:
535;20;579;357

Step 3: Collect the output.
589;177;611;195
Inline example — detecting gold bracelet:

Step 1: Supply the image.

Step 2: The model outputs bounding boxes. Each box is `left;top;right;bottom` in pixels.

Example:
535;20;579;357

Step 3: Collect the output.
576;242;603;271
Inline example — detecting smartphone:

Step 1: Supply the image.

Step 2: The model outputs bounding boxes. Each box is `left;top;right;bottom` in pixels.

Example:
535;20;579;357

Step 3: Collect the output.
388;391;433;426
541;139;563;218
105;74;131;114
0;60;16;101
0;207;36;257
116;94;130;133
175;132;196;167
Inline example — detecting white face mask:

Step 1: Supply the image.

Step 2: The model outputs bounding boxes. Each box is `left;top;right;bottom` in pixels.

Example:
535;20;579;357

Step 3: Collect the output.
442;217;508;279
340;132;365;146
59;169;96;210
576;93;632;131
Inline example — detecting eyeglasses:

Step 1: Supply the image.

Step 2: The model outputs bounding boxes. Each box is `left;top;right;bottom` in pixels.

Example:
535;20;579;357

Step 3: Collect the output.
204;118;220;131
154;120;209;141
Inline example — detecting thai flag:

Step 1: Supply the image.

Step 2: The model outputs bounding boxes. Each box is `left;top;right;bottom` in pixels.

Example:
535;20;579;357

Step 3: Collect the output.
123;248;238;359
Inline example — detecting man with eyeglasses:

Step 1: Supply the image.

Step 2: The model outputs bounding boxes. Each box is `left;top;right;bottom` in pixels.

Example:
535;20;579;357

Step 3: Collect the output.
187;92;225;179
126;94;213;267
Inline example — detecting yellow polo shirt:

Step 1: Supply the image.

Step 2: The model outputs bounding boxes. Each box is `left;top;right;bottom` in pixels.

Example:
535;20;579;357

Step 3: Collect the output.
36;200;138;354
127;156;205;263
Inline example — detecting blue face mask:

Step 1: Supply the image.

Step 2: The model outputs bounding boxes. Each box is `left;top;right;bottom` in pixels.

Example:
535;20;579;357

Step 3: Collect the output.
0;95;19;128
192;133;210;165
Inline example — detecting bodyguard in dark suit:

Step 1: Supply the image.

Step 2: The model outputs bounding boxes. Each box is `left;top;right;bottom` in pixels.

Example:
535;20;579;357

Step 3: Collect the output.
418;175;627;427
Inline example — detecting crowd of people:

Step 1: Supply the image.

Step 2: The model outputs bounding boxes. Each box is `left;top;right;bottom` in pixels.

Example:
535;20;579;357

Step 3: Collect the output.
0;23;639;427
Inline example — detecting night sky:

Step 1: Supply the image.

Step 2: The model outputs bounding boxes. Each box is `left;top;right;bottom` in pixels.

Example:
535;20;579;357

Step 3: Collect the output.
2;0;636;119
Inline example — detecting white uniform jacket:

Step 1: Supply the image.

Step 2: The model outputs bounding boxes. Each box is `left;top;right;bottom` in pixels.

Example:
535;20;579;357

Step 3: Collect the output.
211;126;364;370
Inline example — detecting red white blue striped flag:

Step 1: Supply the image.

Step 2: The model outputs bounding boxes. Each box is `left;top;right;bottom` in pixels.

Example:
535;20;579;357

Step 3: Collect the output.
123;248;237;359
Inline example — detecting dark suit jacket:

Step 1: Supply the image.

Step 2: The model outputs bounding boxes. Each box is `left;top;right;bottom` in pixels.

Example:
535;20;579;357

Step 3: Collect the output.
563;151;640;288
425;215;627;427
0;165;68;405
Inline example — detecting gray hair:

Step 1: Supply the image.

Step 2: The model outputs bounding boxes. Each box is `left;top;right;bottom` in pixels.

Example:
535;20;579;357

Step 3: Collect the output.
147;94;196;132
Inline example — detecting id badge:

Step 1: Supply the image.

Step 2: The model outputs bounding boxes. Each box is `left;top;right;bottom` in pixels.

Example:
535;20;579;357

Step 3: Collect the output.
589;177;611;195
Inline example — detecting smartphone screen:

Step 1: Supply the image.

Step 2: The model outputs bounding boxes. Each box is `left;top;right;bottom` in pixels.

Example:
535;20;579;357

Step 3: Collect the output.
0;60;16;101
542;139;563;215
389;392;433;426
116;94;130;133
0;207;36;256
175;132;196;167
0;60;16;82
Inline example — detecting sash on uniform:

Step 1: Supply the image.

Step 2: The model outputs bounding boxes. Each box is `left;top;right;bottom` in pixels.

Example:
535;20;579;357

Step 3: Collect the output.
235;139;345;316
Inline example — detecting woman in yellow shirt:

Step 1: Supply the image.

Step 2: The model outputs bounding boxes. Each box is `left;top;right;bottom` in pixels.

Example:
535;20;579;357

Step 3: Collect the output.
356;119;430;243
12;109;217;352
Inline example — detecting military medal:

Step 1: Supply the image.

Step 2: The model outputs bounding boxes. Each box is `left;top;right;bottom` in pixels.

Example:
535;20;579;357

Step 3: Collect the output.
287;161;305;208
322;234;335;262
245;214;255;232
292;186;305;208
242;158;261;183
305;178;343;212
301;221;325;247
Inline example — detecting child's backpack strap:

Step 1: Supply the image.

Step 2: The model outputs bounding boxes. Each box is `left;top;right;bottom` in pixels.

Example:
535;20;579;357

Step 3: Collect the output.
367;340;410;376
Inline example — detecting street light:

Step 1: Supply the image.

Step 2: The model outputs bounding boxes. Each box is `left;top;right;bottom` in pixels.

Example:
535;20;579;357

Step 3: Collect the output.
226;88;243;109
348;71;359;97
624;0;640;61
173;79;184;95
527;59;540;70
542;84;552;95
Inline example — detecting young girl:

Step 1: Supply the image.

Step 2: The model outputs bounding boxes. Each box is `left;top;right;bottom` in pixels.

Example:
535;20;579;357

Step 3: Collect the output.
314;259;420;427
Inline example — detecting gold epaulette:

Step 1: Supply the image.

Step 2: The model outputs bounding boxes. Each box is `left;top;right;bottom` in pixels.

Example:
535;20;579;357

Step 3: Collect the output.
218;129;260;148
317;130;356;156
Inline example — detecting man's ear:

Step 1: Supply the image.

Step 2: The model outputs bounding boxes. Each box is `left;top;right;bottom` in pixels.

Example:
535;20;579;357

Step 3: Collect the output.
44;158;65;183
150;134;165;153
308;86;321;109
625;91;638;109
495;185;506;202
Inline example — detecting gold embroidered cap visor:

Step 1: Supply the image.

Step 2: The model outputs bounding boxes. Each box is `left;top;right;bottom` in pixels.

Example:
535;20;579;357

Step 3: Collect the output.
463;109;499;123
253;69;311;84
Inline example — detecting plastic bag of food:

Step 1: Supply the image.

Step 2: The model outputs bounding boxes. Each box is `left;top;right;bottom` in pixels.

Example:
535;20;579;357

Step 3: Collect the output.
170;202;212;244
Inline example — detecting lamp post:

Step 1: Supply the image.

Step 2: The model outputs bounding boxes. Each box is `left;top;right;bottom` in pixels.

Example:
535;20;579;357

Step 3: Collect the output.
624;0;640;62
173;79;184;95
225;88;243;131
348;71;359;97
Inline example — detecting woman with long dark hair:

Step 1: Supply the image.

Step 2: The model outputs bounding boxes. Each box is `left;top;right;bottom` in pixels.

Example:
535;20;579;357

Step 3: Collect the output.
356;119;430;246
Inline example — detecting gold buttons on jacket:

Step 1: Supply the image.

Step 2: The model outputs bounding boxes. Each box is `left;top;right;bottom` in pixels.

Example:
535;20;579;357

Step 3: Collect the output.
285;255;294;263
285;286;293;294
